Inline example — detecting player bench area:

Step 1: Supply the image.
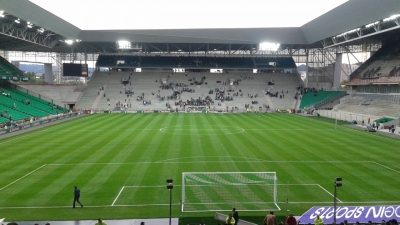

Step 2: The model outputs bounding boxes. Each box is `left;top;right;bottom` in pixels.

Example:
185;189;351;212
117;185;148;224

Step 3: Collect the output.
214;212;257;225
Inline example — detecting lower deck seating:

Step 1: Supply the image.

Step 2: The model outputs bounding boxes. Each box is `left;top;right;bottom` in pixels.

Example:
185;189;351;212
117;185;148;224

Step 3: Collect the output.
300;90;346;109
334;93;400;117
0;85;67;114
76;71;301;111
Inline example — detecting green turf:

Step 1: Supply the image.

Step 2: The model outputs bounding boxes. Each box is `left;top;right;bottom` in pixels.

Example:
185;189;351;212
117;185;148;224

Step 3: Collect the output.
0;113;399;224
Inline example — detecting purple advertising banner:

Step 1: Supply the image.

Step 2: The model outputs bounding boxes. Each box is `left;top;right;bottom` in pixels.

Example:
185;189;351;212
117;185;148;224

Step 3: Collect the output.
298;206;400;224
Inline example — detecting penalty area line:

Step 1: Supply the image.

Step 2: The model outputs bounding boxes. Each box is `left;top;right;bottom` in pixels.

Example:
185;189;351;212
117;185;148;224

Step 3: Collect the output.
317;184;342;203
0;164;46;191
0;205;113;209
111;186;125;206
373;161;400;174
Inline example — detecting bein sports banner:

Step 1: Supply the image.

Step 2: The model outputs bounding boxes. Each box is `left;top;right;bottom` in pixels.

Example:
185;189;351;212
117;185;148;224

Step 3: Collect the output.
298;206;400;223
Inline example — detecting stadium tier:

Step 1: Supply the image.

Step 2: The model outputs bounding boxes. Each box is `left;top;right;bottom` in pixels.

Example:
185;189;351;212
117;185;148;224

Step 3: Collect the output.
74;70;302;111
96;55;297;69
348;42;400;89
334;93;400;117
299;90;347;109
0;104;31;121
0;56;26;81
0;84;68;119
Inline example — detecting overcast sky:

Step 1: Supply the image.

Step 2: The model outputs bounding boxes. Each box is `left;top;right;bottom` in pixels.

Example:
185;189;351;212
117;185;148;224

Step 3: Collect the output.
29;0;348;30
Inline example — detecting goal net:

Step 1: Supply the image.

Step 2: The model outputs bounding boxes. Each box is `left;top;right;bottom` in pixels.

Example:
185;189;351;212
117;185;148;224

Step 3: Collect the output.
181;172;279;212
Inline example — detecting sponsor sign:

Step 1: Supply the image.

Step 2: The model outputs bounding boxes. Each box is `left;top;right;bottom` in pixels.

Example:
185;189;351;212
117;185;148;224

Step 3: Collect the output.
298;206;400;223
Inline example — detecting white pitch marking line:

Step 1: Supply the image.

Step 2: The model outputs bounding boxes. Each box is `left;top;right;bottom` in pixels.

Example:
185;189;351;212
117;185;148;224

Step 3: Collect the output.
317;184;342;203
111;186;125;206
279;201;400;204
45;160;373;165
0;205;113;209
123;183;318;188
123;185;182;188
113;203;181;207
3;201;400;209
373;161;400;174
0;164;46;191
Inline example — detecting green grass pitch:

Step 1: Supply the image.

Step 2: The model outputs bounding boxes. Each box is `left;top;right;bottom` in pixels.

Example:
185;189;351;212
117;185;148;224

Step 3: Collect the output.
0;113;399;223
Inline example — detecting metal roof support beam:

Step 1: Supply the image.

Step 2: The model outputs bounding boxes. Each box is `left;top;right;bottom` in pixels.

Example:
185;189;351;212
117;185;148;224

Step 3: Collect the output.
147;43;164;52
373;23;381;32
194;43;206;52
0;23;58;48
341;45;361;64
321;48;350;78
229;44;248;55
324;25;400;49
394;18;399;26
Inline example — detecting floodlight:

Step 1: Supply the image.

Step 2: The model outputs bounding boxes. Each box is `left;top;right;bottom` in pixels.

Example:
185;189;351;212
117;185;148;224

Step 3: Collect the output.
27;22;33;28
0;11;4;18
366;21;379;28
14;18;20;24
65;40;74;45
259;42;280;51
383;14;400;22
37;28;45;33
75;39;81;42
117;40;131;49
166;179;173;189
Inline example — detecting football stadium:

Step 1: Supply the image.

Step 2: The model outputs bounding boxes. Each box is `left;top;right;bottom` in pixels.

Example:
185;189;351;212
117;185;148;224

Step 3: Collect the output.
0;1;400;225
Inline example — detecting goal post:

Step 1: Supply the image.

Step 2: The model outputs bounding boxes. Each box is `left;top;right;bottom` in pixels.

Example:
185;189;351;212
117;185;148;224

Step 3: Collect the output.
181;172;280;212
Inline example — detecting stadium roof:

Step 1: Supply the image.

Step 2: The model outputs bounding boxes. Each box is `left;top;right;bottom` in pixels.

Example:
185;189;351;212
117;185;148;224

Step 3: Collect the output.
0;0;399;53
28;0;348;30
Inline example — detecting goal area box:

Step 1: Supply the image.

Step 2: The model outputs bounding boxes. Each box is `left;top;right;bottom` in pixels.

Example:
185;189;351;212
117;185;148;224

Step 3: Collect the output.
181;172;279;212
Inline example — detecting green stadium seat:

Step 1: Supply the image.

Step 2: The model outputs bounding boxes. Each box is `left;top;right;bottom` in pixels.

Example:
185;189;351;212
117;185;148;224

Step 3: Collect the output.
300;90;346;109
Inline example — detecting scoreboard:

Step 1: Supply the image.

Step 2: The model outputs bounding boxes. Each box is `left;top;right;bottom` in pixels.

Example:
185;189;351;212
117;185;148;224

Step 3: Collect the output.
63;63;88;77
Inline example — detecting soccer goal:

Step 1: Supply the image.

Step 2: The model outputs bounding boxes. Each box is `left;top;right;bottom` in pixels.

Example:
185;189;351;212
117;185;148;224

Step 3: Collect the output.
181;172;280;212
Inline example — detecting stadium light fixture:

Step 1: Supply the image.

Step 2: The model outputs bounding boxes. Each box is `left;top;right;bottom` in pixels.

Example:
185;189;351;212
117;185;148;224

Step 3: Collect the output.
37;28;45;33
366;21;379;28
259;42;280;51
0;11;4;18
117;40;131;49
27;21;33;28
333;177;343;224
14;18;20;24
166;179;173;225
65;39;74;45
383;14;400;22
336;28;360;38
